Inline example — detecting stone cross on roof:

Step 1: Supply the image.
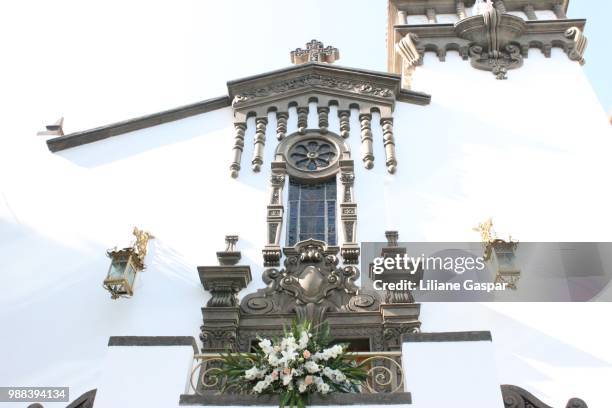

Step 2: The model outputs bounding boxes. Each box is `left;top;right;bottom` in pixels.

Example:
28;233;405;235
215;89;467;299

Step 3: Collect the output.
290;40;340;65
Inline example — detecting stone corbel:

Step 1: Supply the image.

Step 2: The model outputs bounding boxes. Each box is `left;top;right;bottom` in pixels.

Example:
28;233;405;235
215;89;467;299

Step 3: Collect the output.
340;160;359;264
263;161;287;267
456;6;526;79
395;33;421;89
565;27;587;65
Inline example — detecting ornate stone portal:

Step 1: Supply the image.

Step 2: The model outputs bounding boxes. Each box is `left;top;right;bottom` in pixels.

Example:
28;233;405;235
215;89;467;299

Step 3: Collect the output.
199;239;421;353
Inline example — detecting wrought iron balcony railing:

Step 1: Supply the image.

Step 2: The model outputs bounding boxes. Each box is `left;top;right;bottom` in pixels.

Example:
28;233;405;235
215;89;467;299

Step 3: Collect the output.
185;351;405;396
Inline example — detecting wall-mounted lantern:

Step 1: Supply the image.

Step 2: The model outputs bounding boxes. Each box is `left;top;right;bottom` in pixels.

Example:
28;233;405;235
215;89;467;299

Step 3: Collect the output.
103;227;154;299
473;218;520;290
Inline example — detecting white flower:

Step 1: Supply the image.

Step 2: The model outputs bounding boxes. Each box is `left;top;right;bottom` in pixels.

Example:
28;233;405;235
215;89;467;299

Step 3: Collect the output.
304;361;320;373
244;366;266;380
268;353;281;367
298;380;308;394
259;339;274;355
280;349;298;366
282;373;293;386
335;372;346;382
280;336;298;353
253;379;269;394
297;331;309;350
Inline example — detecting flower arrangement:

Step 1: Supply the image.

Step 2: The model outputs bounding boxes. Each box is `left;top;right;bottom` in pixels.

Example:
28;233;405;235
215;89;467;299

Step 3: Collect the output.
217;320;367;408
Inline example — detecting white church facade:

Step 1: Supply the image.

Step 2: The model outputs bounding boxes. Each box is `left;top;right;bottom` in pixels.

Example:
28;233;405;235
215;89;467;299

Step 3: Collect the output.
2;0;612;407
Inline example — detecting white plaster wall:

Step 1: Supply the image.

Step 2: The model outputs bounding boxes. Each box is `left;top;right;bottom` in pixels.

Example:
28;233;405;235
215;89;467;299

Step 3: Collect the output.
1;46;611;408
402;339;504;408
95;345;194;408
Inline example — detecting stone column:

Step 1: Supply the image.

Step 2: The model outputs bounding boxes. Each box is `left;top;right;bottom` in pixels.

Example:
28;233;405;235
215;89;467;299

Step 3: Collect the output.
229;122;246;178
340;161;359;264
263;162;286;267
426;8;437;23
397;10;407;24
381;117;397;174
494;0;507;13
456;1;467;20
297;106;309;134
524;4;537;20
198;237;252;352
359;113;374;169
318;106;329;133
338;110;350;138
553;4;567;19
276;112;288;140
251;117;268;172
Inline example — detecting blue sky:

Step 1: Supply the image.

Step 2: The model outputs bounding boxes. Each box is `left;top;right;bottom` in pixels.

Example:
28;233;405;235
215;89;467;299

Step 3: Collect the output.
0;0;609;147
570;2;612;111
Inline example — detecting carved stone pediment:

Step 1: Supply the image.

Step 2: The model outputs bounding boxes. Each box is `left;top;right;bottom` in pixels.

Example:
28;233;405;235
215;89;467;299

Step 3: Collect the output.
241;240;378;323
227;63;429;117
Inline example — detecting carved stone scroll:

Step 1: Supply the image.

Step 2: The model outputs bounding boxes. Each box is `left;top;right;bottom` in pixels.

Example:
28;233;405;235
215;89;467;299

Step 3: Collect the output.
565;27;587;65
244;240;374;324
381;118;397;174
230;122;246;178
396;34;421;89
500;385;588;408
359;113;374;169
251;117;268;172
338;110;350;138
276;112;288;140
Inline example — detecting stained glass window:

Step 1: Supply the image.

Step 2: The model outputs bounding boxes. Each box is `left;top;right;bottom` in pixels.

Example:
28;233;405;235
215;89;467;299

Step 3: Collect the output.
287;178;337;246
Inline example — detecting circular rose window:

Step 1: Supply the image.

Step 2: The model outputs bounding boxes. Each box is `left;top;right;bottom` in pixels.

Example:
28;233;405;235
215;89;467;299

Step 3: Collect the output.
288;139;338;171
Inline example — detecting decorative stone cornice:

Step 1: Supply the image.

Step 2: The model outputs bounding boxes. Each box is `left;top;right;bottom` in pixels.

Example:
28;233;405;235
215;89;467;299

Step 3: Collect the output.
198;236;251;308
388;0;587;81
227;62;429;115
197;266;252;307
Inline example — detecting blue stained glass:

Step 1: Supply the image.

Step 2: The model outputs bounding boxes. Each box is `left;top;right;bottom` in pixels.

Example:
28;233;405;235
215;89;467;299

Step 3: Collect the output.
286;177;338;246
301;186;325;201
299;216;325;233
289;181;300;200
300;201;324;217
326;181;336;199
